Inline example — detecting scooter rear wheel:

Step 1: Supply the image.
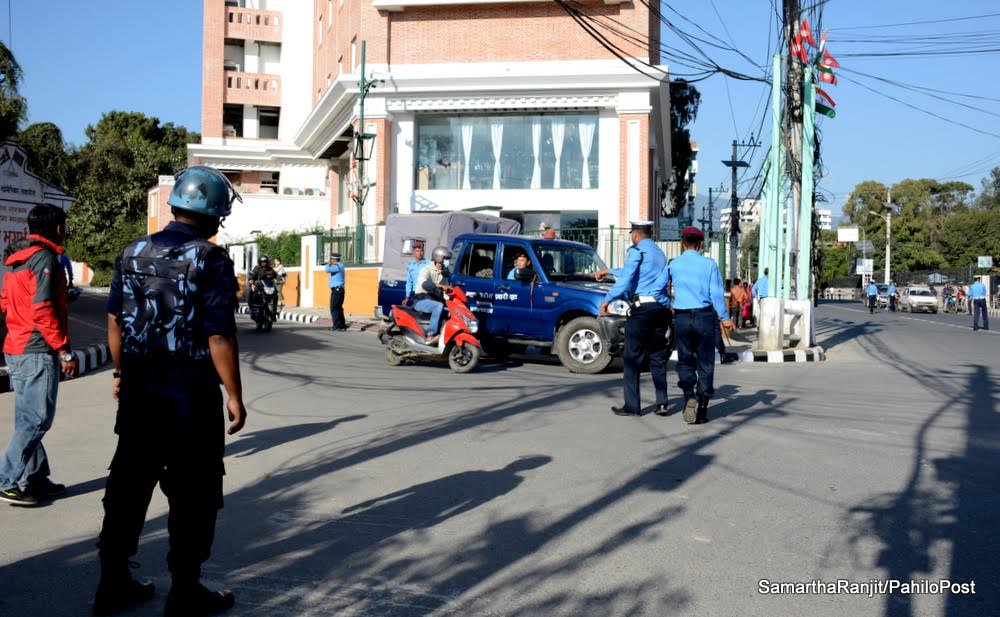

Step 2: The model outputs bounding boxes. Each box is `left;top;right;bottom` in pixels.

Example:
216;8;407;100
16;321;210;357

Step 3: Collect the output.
448;344;480;373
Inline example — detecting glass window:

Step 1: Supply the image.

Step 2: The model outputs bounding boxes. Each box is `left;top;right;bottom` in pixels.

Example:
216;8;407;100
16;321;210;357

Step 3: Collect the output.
501;244;535;280
533;244;607;281
258;107;280;139
459;242;497;279
414;113;599;190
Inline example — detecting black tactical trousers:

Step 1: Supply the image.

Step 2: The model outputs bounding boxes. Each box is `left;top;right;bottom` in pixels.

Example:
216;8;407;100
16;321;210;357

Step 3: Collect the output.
623;302;671;413
97;361;225;584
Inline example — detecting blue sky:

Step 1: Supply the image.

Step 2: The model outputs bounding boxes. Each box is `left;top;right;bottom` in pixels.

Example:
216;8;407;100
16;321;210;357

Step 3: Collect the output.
10;0;1000;221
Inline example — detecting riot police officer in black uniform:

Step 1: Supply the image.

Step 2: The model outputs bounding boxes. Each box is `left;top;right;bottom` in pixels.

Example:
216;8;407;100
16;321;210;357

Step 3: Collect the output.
93;166;247;617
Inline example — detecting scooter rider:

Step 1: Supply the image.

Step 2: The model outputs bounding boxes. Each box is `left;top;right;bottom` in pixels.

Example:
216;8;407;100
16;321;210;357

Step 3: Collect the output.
250;255;279;311
413;246;451;345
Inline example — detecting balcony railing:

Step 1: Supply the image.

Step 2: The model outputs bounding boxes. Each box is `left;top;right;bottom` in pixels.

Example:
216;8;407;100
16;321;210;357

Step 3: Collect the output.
224;72;281;107
224;7;282;42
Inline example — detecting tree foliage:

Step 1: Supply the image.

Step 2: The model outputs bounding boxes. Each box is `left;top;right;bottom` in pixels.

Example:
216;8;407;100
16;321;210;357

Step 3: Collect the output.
65;112;199;279
0;42;26;140
841;175;990;272
18;122;71;188
667;80;701;217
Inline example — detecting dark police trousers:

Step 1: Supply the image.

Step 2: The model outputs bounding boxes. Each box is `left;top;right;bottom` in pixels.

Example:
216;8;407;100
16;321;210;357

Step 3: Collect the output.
330;287;347;329
972;298;989;330
623;302;671;412
97;359;225;583
674;306;718;400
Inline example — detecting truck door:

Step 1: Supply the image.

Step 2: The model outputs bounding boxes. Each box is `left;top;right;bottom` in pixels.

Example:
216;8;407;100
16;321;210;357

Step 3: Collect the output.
450;240;498;331
493;242;542;338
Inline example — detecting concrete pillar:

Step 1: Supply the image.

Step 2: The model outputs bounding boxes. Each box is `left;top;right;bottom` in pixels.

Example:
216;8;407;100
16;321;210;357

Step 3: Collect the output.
757;297;784;351
300;234;318;308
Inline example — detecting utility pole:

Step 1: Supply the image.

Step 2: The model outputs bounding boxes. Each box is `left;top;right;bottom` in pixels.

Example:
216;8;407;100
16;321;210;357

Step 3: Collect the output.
722;137;759;279
784;0;805;297
353;41;380;264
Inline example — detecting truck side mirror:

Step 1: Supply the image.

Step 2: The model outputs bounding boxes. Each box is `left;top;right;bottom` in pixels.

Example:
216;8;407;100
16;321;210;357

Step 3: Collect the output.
515;268;536;282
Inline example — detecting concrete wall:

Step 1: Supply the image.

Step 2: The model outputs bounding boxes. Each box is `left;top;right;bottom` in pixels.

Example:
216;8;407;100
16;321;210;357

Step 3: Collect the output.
216;193;329;244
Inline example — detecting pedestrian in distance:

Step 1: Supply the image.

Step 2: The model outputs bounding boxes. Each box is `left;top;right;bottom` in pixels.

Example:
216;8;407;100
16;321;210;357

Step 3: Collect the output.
594;220;671;418
403;241;429;305
326;252;347;331
866;280;879;314
272;255;287;307
888;281;898;312
729;277;747;328
94;166;247;617
970;279;989;331
667;226;736;424
0;204;78;507
752;268;769;300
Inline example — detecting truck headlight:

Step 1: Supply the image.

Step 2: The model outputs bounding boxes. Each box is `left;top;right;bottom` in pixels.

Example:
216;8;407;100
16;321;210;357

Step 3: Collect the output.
607;300;630;316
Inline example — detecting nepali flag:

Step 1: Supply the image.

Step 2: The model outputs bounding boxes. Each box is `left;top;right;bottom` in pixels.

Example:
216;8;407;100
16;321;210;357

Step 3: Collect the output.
790;33;809;63
820;48;841;70
799;19;816;47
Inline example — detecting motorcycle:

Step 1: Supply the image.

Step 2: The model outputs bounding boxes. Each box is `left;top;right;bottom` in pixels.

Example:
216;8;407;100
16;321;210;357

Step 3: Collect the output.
249;278;278;332
379;285;482;373
944;295;966;314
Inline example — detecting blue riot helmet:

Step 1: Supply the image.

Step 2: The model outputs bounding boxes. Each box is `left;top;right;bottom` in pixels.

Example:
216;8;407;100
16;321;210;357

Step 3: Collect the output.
167;166;242;218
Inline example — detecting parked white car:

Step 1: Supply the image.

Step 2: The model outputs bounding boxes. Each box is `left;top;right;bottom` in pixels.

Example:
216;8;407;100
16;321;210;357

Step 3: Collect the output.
900;287;938;313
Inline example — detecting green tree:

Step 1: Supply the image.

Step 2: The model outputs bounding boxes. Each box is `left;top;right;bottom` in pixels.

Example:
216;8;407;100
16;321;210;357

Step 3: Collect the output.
0;42;26;139
975;166;1000;210
67;111;198;283
938;209;1000;268
667;80;701;217
18;122;71;188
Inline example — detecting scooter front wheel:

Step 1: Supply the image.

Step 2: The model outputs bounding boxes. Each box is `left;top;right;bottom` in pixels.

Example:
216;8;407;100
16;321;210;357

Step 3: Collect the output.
448;343;481;373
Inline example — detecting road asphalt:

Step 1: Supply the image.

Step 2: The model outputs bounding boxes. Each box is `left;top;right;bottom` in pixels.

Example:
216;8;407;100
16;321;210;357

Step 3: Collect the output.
0;300;996;617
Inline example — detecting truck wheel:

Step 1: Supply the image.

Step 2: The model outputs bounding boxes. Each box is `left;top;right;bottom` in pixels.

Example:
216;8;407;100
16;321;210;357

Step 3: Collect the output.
448;344;480;373
556;316;612;374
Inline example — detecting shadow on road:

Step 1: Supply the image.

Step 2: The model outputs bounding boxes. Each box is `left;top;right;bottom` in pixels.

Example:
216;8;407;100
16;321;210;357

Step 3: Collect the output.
226;415;367;458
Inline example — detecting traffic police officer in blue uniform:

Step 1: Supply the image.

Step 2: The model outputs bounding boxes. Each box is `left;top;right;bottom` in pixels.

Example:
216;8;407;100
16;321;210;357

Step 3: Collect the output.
326;252;347;330
404;241;429;304
668;226;735;424
94;167;247;617
596;220;671;417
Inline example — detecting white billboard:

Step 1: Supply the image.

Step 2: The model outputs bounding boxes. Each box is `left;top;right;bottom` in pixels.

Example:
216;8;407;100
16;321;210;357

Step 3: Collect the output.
837;227;859;243
856;258;874;274
978;256;993;269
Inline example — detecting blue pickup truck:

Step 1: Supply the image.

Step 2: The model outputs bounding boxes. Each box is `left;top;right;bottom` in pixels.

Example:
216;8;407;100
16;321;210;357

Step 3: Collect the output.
378;215;627;373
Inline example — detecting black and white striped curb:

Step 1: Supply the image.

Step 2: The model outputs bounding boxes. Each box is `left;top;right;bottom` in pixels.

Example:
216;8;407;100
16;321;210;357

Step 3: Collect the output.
740;346;826;363
0;344;112;393
236;306;321;324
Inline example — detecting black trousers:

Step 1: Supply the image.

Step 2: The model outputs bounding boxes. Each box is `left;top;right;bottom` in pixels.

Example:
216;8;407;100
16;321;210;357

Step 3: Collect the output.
623;303;671;412
330;287;346;329
97;364;225;583
674;307;717;400
972;298;989;330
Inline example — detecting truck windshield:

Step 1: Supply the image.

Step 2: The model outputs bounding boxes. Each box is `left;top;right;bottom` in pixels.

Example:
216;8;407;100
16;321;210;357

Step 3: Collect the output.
533;243;608;281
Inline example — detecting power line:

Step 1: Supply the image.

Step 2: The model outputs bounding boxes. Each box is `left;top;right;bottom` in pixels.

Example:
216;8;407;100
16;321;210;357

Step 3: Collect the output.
831;11;1000;31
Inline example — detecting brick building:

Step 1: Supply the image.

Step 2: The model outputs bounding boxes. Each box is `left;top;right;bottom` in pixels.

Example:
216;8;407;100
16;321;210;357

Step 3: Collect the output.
153;0;666;256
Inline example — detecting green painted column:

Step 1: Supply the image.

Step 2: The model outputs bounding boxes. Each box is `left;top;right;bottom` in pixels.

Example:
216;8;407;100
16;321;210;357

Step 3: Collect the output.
767;54;784;296
796;66;816;300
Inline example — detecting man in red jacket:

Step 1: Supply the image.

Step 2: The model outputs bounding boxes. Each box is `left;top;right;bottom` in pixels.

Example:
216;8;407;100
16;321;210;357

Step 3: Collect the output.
0;204;78;506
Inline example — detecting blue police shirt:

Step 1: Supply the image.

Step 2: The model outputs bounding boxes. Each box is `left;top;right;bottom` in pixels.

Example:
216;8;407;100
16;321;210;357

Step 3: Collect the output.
506;268;517;280
107;221;237;338
326;262;345;288
604;238;670;307
866;283;878;296
752;275;769;299
668;250;729;319
970;281;987;299
406;258;430;296
888;284;897;295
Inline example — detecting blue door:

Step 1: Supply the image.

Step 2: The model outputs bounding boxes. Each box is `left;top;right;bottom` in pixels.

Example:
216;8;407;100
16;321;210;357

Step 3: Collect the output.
450;240;498;334
491;242;542;338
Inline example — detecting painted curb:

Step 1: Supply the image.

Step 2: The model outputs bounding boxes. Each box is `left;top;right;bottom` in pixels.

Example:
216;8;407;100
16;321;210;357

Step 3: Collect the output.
740;346;826;363
236;306;320;324
0;344;112;394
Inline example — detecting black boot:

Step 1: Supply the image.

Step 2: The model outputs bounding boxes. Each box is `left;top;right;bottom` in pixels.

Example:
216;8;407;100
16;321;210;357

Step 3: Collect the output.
93;564;155;616
164;582;235;617
695;397;710;424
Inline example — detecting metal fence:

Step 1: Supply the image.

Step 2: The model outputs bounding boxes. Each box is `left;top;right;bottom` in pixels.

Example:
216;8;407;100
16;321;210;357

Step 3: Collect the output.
317;225;384;266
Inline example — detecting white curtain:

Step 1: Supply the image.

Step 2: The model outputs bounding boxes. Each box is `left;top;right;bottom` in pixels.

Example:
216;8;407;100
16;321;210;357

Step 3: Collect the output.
530;117;542;189
460;118;474;190
550;117;566;189
578;116;596;189
489;117;504;190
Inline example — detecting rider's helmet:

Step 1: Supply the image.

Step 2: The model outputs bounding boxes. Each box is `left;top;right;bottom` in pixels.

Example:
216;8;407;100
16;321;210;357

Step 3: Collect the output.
167;166;242;218
258;255;270;266
431;246;452;265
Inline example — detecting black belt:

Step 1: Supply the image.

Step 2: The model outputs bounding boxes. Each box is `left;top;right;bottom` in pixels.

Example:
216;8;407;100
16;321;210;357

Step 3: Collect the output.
673;306;714;314
330;286;344;290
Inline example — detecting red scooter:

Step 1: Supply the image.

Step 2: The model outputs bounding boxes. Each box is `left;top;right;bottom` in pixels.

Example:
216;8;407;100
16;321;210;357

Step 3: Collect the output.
379;285;482;373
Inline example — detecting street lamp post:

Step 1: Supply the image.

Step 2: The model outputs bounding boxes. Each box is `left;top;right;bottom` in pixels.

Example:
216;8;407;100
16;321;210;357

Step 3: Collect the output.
868;189;893;285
